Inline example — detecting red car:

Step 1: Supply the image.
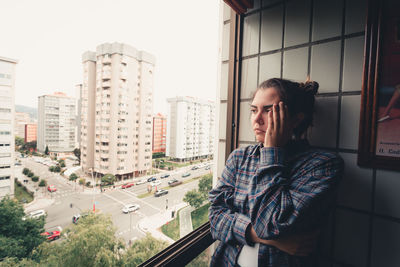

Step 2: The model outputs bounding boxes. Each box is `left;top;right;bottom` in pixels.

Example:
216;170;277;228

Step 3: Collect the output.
41;231;61;241
47;185;57;192
121;183;134;189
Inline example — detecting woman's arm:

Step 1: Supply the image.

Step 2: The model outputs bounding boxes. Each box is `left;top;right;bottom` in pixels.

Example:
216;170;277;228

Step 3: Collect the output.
208;150;254;246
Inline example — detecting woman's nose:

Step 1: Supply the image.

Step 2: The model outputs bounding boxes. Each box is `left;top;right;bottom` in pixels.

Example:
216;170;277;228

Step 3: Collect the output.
255;112;264;125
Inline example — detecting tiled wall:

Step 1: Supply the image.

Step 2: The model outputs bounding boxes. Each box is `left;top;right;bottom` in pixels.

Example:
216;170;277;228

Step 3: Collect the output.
217;0;400;266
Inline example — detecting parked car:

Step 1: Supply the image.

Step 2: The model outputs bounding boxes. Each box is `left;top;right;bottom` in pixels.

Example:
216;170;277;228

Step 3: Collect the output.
154;189;169;197
168;179;182;187
47;185;57;192
72;212;89;224
147;177;157;182
122;203;140;214
191;166;199;170
150;180;161;187
41;231;61;241
121;183;134;189
135;179;146;185
28;209;46;219
160;174;170;179
205;166;211;170
181;172;191;178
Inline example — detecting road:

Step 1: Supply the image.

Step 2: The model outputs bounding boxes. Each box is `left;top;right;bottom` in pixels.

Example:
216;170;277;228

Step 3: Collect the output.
19;155;212;244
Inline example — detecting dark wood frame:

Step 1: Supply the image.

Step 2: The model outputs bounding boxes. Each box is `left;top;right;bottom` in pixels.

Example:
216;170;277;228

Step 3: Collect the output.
358;0;400;171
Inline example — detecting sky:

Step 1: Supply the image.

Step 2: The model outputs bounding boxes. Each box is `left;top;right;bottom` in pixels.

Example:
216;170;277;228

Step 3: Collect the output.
1;0;221;115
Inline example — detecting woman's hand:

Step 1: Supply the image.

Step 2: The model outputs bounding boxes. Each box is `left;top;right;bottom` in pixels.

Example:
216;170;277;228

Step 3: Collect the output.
263;230;320;257
264;102;292;148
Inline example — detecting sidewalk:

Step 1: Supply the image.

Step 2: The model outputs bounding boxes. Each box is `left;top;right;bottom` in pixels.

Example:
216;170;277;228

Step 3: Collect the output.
179;206;195;238
137;202;188;244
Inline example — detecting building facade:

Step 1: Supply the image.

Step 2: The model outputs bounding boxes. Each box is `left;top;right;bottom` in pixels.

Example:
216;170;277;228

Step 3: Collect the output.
81;42;155;179
37;92;76;156
0;56;17;199
24;123;37;143
166;96;215;161
152;113;166;154
75;84;82;149
14;112;30;138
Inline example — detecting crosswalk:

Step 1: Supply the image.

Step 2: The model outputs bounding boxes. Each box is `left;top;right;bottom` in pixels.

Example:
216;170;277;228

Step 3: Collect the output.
50;189;79;199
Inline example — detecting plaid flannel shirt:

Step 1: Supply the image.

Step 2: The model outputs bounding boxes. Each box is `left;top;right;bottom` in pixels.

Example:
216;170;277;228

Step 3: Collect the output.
209;140;344;267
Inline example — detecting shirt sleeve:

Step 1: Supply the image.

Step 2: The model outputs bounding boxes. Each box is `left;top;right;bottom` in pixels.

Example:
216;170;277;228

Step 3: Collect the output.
251;147;344;240
208;150;253;246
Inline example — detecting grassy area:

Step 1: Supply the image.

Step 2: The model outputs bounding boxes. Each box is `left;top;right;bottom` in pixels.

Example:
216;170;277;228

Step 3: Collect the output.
191;203;210;229
161;210;181;241
14;181;34;203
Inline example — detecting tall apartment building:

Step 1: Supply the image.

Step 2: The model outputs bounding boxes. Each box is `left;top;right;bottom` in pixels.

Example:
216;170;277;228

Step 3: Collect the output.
81;42;155;179
24;123;37;143
37;92;76;157
75;84;82;149
15;112;31;138
0;56;17;199
152;113;166;154
166;97;215;161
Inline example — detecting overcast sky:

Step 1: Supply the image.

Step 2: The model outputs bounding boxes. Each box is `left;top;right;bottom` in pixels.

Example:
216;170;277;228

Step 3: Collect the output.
1;0;221;114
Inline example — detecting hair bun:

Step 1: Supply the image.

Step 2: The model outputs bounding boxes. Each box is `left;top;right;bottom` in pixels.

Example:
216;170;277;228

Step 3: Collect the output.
299;77;319;95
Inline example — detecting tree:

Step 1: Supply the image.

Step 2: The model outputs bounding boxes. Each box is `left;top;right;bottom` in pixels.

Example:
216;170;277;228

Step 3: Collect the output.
73;148;81;164
0;197;45;260
122;233;169;266
31;213;125;267
57;159;65;168
27;171;34;178
38;180;46;187
22;168;29;176
69;173;78;182
198;174;212;198
101;174;115;185
183;190;204;209
54;165;61;172
24;141;37;152
44;146;49;155
15;137;25;149
31;176;39;182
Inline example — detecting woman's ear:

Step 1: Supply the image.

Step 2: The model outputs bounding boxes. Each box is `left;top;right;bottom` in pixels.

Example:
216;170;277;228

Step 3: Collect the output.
292;113;305;128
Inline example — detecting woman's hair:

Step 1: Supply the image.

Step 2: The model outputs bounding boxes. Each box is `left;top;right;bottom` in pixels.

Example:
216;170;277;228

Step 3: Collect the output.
254;77;319;139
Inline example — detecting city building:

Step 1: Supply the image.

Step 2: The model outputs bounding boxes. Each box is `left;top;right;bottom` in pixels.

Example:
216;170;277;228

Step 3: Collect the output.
152;113;166;154
14;112;30;138
80;42;155;179
37;92;76;158
24;123;37;143
0;56;17;199
75;84;82;149
166;96;215;161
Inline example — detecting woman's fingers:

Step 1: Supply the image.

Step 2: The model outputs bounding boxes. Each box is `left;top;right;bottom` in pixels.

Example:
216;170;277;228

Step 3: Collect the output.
279;102;285;135
273;104;279;132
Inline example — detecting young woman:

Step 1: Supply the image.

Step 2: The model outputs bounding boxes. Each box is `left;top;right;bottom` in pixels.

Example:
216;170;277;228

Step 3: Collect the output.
209;78;344;267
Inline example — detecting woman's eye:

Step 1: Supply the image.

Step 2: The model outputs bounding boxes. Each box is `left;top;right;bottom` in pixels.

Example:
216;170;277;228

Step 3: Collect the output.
250;109;257;113
263;108;271;113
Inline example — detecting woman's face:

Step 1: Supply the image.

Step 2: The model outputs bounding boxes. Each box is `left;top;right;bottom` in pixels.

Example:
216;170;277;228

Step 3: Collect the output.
250;87;281;143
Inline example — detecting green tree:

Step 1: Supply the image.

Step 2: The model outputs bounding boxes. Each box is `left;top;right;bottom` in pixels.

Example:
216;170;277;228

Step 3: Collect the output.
183;190;204;209
23;141;37;152
22;168;29;176
69;173;78;182
122;233;169;266
48;166;54;172
27;171;34;178
0;197;45;260
32;213;124;267
101;174;115;185
31;176;39;182
78;178;85;186
57;159;65;168
15;137;25;149
44;146;49;155
198;174;212;198
54;165;61;172
38;180;46;187
73;148;81;164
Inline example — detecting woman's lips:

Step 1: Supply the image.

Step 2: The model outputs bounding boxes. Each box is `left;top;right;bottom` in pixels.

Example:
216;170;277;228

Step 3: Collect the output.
254;129;265;134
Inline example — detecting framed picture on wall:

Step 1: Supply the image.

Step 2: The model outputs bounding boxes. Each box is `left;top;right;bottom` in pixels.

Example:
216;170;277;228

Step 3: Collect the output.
358;0;400;171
